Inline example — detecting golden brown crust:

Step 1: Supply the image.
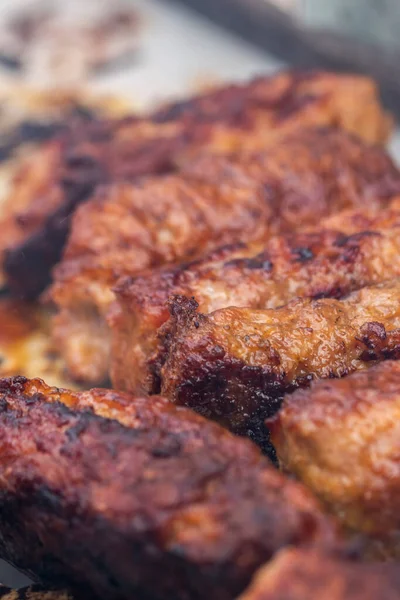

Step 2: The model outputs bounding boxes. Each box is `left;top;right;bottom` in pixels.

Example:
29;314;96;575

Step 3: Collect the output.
50;170;269;385
0;376;339;600
111;207;400;394
181;127;400;236
238;549;400;600
271;360;400;559
52;127;400;386
3;70;392;299
158;279;400;446
319;196;400;233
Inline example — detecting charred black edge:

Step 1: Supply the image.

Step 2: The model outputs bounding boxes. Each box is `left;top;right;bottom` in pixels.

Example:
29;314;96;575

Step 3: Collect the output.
4;211;71;300
166;342;293;459
162;306;400;457
1;116;118;299
3;163;106;300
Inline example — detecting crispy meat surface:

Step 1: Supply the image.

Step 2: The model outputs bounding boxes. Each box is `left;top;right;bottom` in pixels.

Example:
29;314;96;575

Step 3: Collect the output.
237;549;400;600
111;207;400;394
0;376;340;600
2;71;392;299
0;86;131;166
319;195;400;234
158;279;400;445
271;360;400;559
51;127;400;386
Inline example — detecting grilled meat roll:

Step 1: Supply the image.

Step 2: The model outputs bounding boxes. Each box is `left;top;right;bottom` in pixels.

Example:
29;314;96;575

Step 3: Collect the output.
2;71;392;299
271;360;400;559
157;279;400;444
237;549;400;600
50;127;400;386
0;376;339;600
111;205;400;394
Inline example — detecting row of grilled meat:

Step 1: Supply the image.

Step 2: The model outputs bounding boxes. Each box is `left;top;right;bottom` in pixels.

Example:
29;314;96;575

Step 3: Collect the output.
1;370;400;600
1;70;400;598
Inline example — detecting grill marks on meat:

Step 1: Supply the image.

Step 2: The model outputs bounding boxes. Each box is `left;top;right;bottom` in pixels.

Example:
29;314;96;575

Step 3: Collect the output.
1;71;392;299
111;209;400;395
157;279;400;444
0;377;339;600
237;548;400;600
50;128;400;386
271;360;400;560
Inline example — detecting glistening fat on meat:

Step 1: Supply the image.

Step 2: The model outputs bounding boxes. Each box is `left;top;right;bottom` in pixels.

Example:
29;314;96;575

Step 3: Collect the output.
50;127;400;386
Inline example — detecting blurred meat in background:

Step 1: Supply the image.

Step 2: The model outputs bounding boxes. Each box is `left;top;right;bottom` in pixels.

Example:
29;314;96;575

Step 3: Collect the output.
0;0;140;85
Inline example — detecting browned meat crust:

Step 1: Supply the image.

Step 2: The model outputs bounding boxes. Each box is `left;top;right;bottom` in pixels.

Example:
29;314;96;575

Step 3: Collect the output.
50;127;400;386
2;71;392;299
0;376;340;600
0;586;76;600
237;548;400;600
157;279;400;447
111;206;400;394
271;360;400;560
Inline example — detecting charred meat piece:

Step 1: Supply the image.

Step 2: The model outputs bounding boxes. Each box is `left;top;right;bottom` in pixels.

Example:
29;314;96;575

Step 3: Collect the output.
0;377;339;600
237;548;400;600
111;207;400;394
158;279;400;442
50;127;400;386
2;71;392;299
271;360;400;560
